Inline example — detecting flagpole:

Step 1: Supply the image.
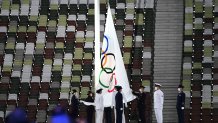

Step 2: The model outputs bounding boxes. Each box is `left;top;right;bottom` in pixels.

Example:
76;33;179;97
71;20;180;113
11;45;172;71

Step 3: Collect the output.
94;0;100;89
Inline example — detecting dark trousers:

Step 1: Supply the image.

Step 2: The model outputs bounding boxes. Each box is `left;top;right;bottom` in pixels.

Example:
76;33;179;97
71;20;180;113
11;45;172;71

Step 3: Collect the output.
104;107;112;123
72;107;79;120
116;109;123;123
87;109;94;123
138;108;145;123
177;108;184;123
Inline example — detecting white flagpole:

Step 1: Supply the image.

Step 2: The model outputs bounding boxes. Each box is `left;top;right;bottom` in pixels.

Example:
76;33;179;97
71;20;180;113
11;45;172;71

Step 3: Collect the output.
94;0;100;89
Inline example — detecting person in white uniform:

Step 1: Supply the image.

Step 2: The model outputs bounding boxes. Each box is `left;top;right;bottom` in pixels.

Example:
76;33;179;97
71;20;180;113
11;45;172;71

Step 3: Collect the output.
95;88;104;123
80;88;104;123
154;83;164;123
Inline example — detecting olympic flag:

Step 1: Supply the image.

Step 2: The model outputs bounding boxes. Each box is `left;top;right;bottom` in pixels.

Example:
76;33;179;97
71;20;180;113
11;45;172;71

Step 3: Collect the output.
95;5;135;107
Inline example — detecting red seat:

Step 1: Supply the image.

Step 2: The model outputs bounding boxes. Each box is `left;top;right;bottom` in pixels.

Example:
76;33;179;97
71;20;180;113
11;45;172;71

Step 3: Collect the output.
124;30;133;36
56;37;65;42
38;99;48;110
32;65;42;76
67;21;76;26
38;27;46;32
66;32;75;38
40;82;50;93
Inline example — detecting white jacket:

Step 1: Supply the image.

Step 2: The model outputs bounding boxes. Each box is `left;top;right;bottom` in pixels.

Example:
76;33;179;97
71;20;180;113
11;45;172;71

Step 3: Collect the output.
154;89;164;109
95;93;104;110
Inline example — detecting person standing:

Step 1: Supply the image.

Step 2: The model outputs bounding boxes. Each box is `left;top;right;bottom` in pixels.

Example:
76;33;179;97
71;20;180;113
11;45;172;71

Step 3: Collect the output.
132;86;146;123
115;86;123;123
104;106;112;123
154;83;164;123
113;86;128;123
95;88;104;123
71;89;79;120
177;84;185;123
85;91;95;123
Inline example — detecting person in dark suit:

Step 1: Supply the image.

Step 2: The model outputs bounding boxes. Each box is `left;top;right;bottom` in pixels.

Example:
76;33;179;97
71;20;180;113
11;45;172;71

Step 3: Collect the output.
85;91;95;123
71;89;79;120
115;86;123;123
132;86;146;123
176;84;186;123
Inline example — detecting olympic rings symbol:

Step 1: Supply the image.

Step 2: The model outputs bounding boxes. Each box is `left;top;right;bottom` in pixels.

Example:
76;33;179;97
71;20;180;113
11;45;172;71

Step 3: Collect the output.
99;35;117;92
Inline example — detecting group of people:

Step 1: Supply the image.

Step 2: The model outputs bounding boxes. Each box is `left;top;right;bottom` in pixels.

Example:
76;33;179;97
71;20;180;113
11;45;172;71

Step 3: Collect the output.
71;83;186;123
5;83;185;123
153;83;186;123
71;86;126;123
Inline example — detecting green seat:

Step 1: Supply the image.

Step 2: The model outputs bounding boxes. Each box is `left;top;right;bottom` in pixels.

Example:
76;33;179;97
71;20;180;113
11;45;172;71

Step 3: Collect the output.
88;9;94;15
204;7;213;18
38;15;48;26
23;59;33;65
124;36;133;47
3;66;12;72
76;37;85;43
8;26;17;32
185;0;193;7
64;59;72;65
61;87;70;93
22;0;30;4
184;46;192;53
2;0;10;10
85;37;94;42
185;13;193;24
50;4;59;10
204;47;212;57
195;2;203;13
194;24;203;29
215;0;218;6
56;42;64;49
126;9;134;14
202;102;211;109
28;26;37;32
142;80;150;87
135;14;144;25
29;16;39;22
74;48;83;59
5;42;15;50
36;43;45;49
123;52;131;64
48;20;57;27
58;15;67;26
213;91;218;96
183;69;192;75
71;76;81;82
18;26;27;32
62;76;71;82
83;53;92;59
80;87;90;99
11;4;19;10
52;65;62;71
44;59;53;65
73;64;82;71
13;60;23;66
193;62;202;69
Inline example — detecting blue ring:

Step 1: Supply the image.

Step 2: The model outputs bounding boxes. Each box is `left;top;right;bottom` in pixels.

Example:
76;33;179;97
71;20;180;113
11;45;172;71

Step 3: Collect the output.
102;35;109;55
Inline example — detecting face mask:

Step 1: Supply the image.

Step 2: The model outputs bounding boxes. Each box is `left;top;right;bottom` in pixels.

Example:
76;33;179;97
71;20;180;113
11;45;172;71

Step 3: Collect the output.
155;87;158;91
75;92;79;99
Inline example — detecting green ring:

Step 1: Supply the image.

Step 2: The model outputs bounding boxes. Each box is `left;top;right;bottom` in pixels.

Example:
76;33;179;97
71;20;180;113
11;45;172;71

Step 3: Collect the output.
99;67;114;88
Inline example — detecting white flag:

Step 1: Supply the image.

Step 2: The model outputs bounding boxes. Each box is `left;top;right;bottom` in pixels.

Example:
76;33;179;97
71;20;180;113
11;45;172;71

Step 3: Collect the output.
96;5;135;107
